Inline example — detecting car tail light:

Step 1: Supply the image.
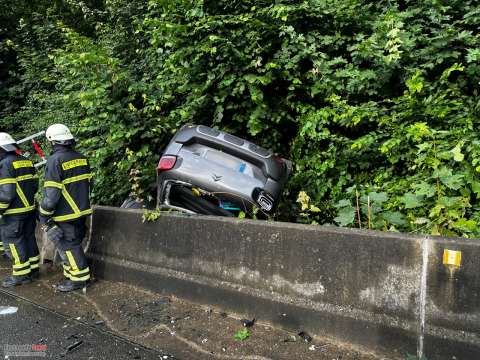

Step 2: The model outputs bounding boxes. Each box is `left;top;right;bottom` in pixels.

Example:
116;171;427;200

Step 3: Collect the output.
273;155;284;164
158;156;177;172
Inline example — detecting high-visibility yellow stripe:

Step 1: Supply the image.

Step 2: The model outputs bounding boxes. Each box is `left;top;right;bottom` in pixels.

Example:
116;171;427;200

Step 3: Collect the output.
13;262;30;270
53;209;92;222
70;267;90;276
65;253;90;281
12;260;31;276
30;263;39;270
0;178;16;185
70;273;90;281
9;244;20;266
0;175;36;184
13;268;31;276
56;175;92;221
63;264;72;279
63;173;92;184
45;175;91;220
29;255;40;262
4;205;35;215
16;184;30;207
12;160;33;169
44;181;63;189
39;206;54;216
16;174;37;182
62;188;81;214
62;158;88;171
65;251;79;272
0;175;34;212
0;174;36;183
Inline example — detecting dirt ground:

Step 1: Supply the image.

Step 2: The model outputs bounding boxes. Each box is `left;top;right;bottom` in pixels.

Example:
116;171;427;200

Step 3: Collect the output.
0;259;393;360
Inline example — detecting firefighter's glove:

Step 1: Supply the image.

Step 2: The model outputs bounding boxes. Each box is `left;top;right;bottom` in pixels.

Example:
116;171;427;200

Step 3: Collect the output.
43;222;64;245
40;219;53;232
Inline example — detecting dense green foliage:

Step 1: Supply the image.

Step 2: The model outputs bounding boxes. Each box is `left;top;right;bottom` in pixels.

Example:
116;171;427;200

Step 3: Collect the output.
2;0;480;237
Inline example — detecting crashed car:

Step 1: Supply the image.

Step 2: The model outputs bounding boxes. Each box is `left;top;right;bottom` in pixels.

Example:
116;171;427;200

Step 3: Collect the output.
156;124;292;217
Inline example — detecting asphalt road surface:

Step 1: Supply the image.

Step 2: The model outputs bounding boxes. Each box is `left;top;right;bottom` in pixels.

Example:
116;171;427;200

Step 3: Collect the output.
0;290;173;360
0;259;381;360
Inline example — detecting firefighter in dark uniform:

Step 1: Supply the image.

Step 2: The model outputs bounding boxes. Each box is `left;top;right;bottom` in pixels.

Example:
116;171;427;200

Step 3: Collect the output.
39;124;92;292
0;132;40;287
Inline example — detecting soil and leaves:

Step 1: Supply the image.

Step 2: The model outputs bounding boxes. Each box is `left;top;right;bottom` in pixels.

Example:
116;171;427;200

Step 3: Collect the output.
2;0;480;237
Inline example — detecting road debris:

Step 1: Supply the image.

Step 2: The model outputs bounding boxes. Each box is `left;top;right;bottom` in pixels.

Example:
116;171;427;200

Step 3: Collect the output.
66;340;83;352
298;331;313;342
0;306;18;315
283;335;297;343
240;318;255;328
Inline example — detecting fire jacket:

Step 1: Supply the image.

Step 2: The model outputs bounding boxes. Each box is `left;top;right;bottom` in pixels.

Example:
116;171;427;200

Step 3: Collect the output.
39;146;92;223
0;153;38;218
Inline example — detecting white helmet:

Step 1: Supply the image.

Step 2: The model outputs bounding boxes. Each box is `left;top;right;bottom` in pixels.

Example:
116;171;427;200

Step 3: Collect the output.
0;132;18;152
46;124;75;144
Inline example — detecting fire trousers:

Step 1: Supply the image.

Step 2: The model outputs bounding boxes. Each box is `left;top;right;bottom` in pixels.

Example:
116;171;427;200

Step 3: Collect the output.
0;214;39;277
55;218;90;282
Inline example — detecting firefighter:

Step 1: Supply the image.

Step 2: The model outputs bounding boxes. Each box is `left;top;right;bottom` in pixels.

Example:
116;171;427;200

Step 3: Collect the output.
0;132;40;287
39;124;92;292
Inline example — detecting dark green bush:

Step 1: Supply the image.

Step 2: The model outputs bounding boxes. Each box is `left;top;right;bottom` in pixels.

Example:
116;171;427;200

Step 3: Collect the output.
2;0;480;237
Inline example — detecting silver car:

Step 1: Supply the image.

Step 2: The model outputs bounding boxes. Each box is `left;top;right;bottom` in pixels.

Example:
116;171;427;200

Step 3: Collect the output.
157;124;292;217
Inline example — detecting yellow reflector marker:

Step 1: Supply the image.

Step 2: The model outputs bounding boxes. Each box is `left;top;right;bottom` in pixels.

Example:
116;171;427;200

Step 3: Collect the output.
443;249;462;267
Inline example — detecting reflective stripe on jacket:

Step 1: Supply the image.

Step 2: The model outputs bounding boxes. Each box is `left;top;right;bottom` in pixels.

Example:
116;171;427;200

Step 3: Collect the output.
0;153;38;217
39;146;92;222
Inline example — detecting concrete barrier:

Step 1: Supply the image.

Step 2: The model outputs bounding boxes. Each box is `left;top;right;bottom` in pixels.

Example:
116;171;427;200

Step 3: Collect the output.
88;206;480;359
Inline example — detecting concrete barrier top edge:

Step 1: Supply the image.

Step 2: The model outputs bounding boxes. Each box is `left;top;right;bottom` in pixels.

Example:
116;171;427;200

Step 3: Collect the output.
92;205;479;247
